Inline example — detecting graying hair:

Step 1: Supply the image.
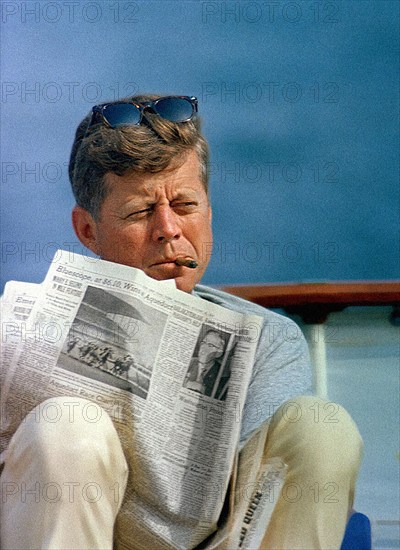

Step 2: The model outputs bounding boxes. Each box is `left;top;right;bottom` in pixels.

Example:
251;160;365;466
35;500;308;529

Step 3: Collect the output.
68;94;209;219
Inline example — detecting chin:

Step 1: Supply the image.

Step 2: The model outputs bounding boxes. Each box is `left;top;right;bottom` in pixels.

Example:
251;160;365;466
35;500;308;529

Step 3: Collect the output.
173;276;197;293
174;281;193;293
145;265;198;293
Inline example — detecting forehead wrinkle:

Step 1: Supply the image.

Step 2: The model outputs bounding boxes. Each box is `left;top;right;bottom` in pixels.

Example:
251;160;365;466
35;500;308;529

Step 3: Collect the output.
133;175;204;201
102;150;206;207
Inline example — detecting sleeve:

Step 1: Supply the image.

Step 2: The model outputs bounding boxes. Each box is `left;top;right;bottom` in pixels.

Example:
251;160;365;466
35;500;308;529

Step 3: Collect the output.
239;313;313;444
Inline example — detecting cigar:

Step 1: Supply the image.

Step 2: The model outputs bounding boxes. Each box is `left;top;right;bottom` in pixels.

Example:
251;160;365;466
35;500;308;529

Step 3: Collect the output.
175;257;198;269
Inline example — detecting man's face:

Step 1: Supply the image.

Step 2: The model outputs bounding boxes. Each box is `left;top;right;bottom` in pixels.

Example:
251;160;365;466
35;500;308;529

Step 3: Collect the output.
73;150;212;293
197;331;225;364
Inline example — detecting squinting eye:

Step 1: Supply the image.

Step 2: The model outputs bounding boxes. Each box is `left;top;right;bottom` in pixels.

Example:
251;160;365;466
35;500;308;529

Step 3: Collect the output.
173;201;197;210
125;207;153;219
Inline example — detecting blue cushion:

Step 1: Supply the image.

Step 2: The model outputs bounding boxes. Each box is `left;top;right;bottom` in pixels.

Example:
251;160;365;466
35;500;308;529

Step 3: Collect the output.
340;512;371;550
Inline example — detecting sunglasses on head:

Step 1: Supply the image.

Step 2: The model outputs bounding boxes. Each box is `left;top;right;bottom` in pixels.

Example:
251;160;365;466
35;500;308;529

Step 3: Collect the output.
86;95;198;132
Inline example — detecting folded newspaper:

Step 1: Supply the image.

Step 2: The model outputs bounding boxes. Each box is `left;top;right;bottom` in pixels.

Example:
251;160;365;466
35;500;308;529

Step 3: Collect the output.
1;250;286;549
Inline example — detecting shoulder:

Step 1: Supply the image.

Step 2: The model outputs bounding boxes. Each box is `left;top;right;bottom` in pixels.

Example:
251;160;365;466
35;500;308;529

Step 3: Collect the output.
193;284;298;328
193;284;309;369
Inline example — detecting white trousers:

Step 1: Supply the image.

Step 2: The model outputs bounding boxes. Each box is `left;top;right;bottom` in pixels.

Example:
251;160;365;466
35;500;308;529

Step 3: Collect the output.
1;397;128;550
260;396;363;549
0;396;362;550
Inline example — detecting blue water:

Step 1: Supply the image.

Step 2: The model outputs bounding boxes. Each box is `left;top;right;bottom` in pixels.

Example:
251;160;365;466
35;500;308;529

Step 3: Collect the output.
1;0;399;290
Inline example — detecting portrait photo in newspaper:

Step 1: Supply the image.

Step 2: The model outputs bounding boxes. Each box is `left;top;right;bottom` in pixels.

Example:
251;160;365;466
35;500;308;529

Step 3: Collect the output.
183;325;235;401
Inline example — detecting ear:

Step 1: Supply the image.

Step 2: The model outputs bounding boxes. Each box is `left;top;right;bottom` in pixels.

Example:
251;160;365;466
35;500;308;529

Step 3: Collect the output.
72;206;100;255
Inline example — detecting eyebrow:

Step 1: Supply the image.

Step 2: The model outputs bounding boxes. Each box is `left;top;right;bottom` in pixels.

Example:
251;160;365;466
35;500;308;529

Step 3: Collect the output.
170;189;200;200
126;189;200;208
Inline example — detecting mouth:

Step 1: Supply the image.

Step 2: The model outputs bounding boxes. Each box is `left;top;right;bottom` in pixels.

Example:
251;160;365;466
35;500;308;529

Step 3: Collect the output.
151;258;179;267
151;257;198;269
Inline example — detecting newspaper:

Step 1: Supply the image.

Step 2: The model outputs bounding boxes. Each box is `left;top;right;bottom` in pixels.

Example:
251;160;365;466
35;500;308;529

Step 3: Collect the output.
1;250;285;549
0;281;40;389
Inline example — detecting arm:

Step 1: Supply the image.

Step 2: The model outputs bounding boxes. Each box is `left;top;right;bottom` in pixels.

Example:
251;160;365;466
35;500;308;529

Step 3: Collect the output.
240;313;312;444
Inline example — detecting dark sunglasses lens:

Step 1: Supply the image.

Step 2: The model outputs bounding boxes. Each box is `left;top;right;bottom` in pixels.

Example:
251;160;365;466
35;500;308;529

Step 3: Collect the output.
154;98;194;122
103;103;141;128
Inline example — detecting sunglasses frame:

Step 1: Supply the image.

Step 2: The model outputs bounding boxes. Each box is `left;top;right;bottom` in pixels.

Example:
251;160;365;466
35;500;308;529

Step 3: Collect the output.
87;95;198;131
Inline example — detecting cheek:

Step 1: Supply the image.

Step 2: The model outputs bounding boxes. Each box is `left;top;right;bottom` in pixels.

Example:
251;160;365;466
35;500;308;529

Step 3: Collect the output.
96;224;146;264
189;216;213;249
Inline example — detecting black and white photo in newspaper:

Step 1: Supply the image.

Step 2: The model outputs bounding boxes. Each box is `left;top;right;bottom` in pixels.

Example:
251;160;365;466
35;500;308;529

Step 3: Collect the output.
1;250;263;549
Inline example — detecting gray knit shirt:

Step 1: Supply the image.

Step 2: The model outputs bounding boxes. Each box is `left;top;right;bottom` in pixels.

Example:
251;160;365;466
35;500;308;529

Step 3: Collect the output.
193;285;313;445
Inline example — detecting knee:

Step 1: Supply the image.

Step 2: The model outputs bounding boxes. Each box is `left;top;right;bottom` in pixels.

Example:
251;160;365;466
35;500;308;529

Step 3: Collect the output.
268;396;363;476
13;397;122;464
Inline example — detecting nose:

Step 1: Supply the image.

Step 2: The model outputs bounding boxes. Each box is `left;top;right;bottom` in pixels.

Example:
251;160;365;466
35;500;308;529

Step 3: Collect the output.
151;205;182;243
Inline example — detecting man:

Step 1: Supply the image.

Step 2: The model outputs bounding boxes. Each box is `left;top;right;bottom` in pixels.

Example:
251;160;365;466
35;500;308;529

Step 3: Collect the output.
184;328;227;397
1;95;363;549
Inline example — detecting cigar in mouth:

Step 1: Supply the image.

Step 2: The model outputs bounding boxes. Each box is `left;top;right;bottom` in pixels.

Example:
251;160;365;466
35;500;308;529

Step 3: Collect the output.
174;257;198;269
